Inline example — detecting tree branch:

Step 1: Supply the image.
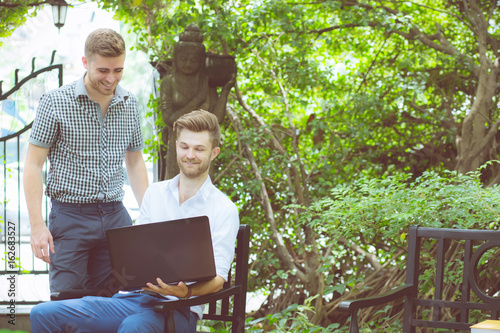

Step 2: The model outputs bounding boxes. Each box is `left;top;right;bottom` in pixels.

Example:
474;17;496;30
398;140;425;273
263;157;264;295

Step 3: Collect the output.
0;1;52;7
339;235;382;270
227;105;303;278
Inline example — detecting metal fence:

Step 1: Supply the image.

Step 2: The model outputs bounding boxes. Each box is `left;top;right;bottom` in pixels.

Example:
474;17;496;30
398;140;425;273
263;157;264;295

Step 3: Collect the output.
0;51;62;306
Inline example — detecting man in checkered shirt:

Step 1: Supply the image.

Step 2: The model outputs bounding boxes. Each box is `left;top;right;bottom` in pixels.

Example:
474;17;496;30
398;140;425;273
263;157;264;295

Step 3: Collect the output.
24;28;149;293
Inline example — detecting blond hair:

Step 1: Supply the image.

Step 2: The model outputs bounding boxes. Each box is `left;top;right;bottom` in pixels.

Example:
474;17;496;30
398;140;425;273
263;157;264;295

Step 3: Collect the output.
84;28;125;59
173;110;221;148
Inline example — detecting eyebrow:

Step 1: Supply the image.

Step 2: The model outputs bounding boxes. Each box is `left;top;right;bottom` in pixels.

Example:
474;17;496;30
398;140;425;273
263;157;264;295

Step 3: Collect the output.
178;141;208;148
96;67;124;71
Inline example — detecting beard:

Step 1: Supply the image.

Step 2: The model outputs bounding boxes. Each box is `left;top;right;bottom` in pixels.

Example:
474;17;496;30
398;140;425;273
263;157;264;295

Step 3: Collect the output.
177;157;211;179
86;71;117;97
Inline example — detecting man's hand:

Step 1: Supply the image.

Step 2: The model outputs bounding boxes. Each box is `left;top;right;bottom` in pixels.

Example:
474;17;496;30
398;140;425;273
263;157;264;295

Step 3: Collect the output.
24;143;52;263
143;275;223;299
30;222;54;264
142;278;189;298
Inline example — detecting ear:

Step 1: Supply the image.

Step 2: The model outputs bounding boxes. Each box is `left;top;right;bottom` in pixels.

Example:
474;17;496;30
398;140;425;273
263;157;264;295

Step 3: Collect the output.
210;147;220;161
82;56;89;70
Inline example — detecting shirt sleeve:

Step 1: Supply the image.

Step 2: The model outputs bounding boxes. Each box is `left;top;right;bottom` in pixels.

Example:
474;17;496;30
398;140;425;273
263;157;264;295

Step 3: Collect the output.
126;96;145;152
29;94;59;148
211;203;240;281
136;184;152;225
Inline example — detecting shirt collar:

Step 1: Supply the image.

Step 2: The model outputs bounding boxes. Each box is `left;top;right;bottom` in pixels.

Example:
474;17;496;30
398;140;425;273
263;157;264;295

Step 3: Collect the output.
198;176;213;200
74;75;88;98
167;174;213;205
74;73;129;102
113;84;129;102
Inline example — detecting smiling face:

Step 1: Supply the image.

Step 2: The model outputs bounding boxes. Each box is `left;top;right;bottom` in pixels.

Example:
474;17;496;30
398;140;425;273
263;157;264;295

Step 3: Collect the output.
176;129;220;180
82;53;125;100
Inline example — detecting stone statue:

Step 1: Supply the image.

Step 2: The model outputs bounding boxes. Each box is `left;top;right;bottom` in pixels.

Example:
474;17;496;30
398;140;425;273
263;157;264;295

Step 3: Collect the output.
159;23;236;180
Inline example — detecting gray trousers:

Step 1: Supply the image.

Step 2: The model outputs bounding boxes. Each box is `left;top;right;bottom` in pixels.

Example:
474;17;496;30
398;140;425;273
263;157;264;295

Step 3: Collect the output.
48;200;132;293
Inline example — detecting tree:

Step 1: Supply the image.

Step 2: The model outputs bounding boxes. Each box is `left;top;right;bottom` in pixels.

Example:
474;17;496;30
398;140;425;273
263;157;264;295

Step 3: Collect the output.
3;0;500;329
94;0;500;327
0;1;58;43
330;0;500;183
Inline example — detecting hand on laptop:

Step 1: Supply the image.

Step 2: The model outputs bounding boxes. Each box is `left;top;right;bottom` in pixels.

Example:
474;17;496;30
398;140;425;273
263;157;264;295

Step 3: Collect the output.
142;278;190;298
143;275;226;300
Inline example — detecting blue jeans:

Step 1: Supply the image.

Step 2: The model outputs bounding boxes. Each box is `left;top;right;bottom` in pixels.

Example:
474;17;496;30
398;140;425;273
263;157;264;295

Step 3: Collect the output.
30;293;197;333
49;200;132;293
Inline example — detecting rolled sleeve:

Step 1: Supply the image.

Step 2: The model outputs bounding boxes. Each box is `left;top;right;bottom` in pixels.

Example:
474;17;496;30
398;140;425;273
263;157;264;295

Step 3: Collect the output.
29;94;59;148
126;97;144;152
211;204;239;281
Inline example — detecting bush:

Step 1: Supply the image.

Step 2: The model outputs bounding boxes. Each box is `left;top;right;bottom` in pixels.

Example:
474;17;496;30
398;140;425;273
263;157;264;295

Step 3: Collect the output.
305;169;500;239
247;296;345;332
295;168;500;329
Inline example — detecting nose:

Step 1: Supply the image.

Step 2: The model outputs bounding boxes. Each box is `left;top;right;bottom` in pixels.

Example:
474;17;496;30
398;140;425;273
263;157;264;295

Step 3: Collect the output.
186;149;196;159
105;72;116;83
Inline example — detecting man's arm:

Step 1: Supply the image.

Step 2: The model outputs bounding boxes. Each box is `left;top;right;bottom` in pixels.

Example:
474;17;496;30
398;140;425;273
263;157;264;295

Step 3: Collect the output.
124;150;148;207
24;143;53;263
143;275;225;298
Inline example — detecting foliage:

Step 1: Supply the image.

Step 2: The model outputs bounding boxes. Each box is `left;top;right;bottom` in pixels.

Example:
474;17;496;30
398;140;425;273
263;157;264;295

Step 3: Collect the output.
142;94;163;163
0;1;89;46
3;0;500;329
247;296;345;333
304;169;500;240
299;167;500;327
75;0;500;328
0;1;39;44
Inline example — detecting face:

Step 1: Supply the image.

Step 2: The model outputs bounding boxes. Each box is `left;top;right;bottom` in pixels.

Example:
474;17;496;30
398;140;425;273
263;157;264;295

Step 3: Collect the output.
83;53;125;98
176;129;219;179
175;52;202;75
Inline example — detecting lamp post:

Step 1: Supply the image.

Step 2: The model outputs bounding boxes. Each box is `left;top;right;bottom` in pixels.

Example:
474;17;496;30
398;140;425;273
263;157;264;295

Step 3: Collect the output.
51;0;68;32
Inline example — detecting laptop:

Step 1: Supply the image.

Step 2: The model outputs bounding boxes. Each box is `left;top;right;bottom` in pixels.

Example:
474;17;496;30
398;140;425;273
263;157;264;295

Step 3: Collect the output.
106;215;216;291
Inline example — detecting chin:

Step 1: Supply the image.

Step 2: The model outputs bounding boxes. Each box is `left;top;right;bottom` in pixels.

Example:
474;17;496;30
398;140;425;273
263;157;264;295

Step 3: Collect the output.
100;87;114;93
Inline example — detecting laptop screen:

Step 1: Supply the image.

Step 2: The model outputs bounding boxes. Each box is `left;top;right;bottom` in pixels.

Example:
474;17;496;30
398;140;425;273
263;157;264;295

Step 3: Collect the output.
106;215;216;291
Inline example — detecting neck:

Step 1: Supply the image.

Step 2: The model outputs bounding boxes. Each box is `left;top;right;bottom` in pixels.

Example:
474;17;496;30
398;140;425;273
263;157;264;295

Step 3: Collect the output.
178;173;208;205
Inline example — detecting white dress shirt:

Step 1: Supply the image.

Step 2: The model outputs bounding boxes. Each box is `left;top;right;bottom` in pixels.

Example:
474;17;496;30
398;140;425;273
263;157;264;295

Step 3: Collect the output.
136;174;240;318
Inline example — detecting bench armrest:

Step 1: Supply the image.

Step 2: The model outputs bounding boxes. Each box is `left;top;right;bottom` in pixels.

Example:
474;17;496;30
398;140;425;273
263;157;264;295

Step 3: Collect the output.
154;285;242;333
50;285;243;307
339;284;414;333
340;284;414;312
153;285;242;313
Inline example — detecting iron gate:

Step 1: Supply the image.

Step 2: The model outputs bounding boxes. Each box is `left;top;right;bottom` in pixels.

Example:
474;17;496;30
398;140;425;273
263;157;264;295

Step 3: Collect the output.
0;50;62;306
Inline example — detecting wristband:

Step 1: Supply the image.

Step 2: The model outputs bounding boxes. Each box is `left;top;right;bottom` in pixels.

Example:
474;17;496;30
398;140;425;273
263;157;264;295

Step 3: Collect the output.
180;285;191;299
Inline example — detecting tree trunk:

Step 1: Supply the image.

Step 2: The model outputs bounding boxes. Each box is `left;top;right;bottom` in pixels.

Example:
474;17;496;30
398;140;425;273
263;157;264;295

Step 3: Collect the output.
455;21;499;174
456;70;497;173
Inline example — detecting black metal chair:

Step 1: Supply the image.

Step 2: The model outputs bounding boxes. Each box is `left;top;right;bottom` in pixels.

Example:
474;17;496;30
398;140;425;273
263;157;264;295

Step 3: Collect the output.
51;224;251;333
339;225;500;332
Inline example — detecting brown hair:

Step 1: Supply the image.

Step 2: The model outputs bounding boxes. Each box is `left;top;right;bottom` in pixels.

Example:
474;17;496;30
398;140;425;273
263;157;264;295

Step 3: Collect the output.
173;110;221;148
84;28;125;59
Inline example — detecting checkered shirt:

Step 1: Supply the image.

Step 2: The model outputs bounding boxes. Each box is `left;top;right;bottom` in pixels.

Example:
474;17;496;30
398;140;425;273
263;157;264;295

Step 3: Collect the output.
29;75;144;203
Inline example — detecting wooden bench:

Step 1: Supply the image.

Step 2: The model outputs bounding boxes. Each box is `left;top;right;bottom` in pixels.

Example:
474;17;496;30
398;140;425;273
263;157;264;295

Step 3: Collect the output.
339;225;500;332
52;224;251;333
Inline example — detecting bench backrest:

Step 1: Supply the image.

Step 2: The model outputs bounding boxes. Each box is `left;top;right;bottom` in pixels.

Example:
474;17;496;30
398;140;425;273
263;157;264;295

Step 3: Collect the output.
201;224;250;332
404;225;500;331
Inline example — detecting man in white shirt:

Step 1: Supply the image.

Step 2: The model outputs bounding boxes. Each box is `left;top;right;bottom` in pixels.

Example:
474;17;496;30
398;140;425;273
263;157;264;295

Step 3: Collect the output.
30;110;240;333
